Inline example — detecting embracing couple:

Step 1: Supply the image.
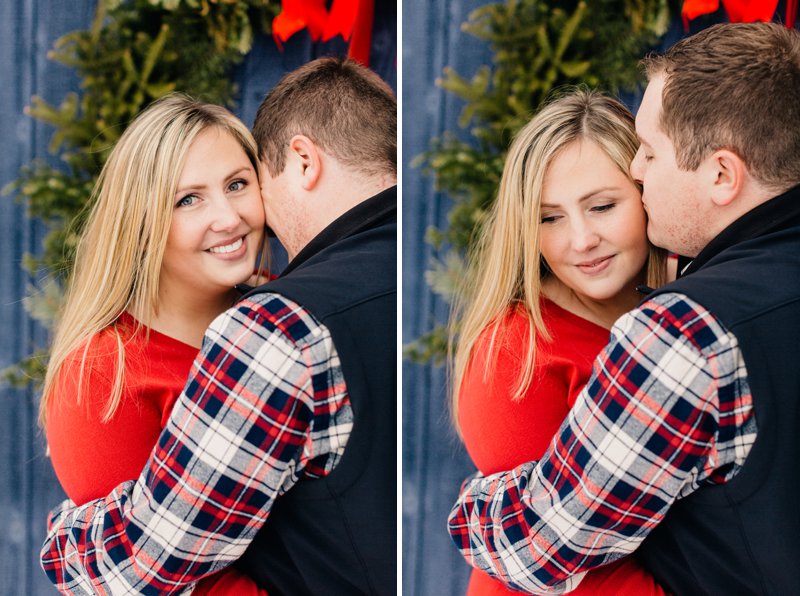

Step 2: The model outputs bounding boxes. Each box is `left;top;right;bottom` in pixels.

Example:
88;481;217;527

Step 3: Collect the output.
40;58;396;594
449;22;800;596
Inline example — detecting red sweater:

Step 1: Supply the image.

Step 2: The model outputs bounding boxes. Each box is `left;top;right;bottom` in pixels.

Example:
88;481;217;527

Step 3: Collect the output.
46;312;266;595
458;300;667;596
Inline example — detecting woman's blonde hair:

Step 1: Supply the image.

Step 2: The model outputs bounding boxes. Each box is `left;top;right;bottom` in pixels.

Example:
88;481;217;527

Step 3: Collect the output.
40;93;265;426
450;88;667;432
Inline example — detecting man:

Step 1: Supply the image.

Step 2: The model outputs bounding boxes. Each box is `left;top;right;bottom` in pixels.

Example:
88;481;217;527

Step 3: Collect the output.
448;22;800;595
41;57;397;595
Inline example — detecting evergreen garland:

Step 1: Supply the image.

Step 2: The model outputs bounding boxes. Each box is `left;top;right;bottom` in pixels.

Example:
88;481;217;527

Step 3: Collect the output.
406;0;674;364
3;0;279;385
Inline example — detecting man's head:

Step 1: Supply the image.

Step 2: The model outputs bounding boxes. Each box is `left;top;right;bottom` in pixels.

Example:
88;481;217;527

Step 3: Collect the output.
252;58;396;258
630;22;800;256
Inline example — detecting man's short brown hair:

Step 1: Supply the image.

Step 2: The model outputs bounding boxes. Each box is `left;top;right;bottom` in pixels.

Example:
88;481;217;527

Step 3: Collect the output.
642;22;800;191
253;57;396;178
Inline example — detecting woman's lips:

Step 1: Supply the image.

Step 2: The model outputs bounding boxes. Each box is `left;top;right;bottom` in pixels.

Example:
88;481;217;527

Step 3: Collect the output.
206;235;248;260
576;255;613;275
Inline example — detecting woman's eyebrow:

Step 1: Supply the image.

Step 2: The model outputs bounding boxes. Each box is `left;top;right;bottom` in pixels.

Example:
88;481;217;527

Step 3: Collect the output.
541;186;623;208
175;167;253;194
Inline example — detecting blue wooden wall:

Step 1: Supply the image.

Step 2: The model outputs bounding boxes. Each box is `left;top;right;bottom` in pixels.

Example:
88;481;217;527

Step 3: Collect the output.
0;3;95;593
0;2;395;593
401;1;492;594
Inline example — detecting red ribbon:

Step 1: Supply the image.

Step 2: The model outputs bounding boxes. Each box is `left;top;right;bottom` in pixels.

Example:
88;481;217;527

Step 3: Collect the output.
682;0;780;27
787;0;798;28
347;0;374;66
682;0;720;24
272;0;375;66
272;0;327;45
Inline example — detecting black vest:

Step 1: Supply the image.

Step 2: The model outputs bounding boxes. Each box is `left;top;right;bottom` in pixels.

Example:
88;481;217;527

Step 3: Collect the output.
637;186;800;595
234;188;397;595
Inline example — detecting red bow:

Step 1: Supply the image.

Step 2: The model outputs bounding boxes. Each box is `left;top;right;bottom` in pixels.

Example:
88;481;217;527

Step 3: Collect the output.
681;0;792;27
272;0;375;65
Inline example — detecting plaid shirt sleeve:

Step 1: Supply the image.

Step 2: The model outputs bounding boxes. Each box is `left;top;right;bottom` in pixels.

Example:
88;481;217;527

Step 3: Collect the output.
40;293;352;595
448;292;757;594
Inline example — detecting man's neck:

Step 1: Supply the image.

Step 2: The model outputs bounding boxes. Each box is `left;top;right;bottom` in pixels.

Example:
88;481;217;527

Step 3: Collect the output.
286;175;396;260
281;185;396;276
681;182;800;277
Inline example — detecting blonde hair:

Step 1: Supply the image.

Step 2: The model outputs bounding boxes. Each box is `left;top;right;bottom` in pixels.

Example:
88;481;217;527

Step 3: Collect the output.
450;89;666;431
40;94;264;426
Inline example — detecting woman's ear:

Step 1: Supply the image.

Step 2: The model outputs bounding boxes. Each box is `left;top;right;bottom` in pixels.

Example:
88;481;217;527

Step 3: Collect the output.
287;134;322;191
707;149;746;207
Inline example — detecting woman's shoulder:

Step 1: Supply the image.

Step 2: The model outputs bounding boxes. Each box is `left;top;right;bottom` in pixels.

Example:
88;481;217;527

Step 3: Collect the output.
467;304;549;383
59;317;138;370
54;331;121;407
468;300;607;386
473;299;596;356
474;304;531;346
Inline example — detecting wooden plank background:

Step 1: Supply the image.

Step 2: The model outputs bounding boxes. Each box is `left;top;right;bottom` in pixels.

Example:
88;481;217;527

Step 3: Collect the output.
401;1;490;593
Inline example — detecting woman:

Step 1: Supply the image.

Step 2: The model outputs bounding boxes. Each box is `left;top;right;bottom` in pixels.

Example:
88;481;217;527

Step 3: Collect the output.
42;94;268;595
450;90;670;595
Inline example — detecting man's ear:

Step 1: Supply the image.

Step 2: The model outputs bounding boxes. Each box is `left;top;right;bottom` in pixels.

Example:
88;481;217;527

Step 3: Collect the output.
287;134;322;191
706;149;746;207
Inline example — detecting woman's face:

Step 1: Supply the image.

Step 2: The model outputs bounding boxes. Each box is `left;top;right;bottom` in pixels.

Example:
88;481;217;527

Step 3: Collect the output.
160;126;265;303
539;139;649;304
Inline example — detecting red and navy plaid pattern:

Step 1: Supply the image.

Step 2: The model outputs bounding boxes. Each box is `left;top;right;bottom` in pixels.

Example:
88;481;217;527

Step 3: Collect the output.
448;293;756;594
41;293;352;595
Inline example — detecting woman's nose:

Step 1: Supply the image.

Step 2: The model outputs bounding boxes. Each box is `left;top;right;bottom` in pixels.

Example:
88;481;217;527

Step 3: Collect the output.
570;219;601;253
209;197;241;232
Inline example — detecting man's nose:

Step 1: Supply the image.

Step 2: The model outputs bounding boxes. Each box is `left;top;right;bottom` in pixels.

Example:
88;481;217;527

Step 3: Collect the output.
630;147;644;184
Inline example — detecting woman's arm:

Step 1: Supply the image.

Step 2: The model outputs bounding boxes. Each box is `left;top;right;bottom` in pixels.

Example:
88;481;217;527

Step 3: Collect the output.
46;352;165;505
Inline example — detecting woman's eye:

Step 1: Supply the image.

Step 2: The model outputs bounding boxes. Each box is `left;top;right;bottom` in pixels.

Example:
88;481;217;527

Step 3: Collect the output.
228;179;246;192
540;215;559;224
176;194;197;208
591;203;615;213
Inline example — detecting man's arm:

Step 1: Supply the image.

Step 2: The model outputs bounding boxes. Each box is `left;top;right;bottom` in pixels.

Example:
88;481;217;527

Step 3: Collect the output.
448;293;756;594
41;294;351;594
